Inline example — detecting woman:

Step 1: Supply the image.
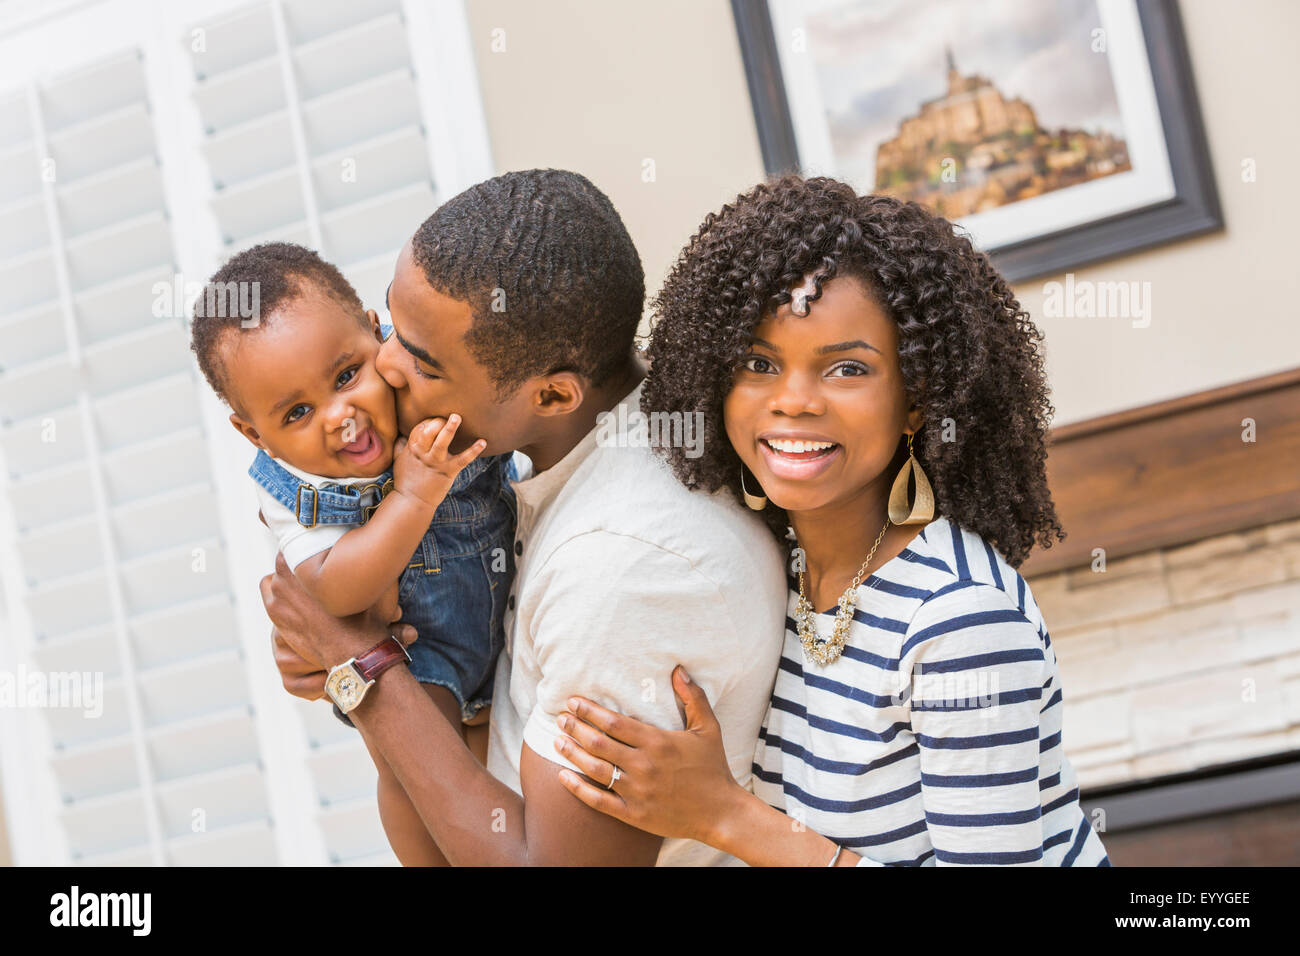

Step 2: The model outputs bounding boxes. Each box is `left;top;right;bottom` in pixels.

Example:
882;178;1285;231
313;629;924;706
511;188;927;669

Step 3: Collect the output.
552;176;1110;866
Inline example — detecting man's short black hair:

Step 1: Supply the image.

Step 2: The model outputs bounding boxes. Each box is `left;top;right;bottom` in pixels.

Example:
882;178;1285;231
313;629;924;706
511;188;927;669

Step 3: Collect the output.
189;241;366;408
410;168;644;399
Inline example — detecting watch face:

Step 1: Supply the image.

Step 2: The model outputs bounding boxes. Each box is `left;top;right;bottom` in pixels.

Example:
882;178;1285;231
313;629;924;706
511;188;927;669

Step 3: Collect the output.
328;666;366;711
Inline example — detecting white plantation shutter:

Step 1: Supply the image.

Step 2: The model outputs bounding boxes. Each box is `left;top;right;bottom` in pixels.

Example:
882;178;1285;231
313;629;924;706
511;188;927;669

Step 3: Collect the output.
0;0;492;866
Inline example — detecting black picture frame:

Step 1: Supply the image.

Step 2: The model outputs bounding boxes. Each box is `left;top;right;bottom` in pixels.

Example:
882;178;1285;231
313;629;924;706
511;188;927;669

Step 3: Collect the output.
731;0;1223;282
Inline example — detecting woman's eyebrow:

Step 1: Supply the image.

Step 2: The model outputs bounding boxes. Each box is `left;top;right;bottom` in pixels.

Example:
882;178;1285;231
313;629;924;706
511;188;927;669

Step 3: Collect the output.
750;336;880;356
819;339;881;356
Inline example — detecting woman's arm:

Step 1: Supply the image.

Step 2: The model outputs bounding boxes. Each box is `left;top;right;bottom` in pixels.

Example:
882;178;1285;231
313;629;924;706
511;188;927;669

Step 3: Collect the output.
902;584;1051;865
555;666;871;866
295;415;485;617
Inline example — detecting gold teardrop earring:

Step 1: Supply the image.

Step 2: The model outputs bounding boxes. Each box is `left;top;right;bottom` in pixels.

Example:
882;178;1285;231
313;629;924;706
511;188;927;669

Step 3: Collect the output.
739;464;767;511
887;432;935;525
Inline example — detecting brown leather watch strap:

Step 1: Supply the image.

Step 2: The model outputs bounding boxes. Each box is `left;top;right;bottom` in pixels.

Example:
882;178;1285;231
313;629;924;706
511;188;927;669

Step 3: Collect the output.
354;635;411;682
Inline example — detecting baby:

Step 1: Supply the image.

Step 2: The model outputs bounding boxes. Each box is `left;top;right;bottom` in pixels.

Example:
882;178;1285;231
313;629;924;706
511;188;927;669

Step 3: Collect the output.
189;242;516;865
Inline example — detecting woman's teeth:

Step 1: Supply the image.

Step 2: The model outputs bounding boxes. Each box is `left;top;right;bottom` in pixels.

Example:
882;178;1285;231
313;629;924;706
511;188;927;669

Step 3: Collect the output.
763;438;837;456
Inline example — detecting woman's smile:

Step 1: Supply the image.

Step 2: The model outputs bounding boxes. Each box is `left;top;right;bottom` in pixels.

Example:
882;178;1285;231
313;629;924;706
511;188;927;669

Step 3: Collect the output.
757;435;842;481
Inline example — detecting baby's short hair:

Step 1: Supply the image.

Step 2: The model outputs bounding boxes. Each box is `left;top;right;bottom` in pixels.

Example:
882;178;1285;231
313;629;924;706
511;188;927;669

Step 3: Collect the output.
189;242;366;408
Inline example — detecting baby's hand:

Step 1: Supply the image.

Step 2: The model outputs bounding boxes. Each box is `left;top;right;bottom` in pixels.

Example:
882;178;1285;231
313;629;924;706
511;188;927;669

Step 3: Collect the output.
393;414;487;511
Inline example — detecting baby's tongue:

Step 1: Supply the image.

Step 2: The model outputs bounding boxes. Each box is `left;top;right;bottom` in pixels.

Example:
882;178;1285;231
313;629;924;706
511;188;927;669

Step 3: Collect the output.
343;429;372;453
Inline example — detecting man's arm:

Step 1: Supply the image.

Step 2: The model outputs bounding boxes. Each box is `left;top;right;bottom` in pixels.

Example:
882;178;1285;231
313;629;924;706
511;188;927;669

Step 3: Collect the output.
263;528;727;864
347;663;661;865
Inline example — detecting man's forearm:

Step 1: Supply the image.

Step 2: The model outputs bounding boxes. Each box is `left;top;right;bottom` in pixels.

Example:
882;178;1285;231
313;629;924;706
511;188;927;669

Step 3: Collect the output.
349;664;532;865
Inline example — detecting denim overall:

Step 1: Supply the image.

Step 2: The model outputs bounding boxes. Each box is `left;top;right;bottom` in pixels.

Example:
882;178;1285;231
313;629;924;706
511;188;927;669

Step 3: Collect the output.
249;447;518;724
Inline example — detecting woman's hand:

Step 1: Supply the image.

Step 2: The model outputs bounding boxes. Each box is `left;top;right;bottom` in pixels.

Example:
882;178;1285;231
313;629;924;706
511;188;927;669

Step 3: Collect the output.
554;666;747;846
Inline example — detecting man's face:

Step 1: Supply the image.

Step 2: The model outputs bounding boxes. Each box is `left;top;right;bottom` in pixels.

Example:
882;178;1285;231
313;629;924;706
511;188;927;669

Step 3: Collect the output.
376;242;535;456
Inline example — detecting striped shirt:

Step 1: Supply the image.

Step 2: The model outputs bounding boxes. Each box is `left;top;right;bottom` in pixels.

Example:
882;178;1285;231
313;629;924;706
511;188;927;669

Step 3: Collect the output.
752;515;1110;866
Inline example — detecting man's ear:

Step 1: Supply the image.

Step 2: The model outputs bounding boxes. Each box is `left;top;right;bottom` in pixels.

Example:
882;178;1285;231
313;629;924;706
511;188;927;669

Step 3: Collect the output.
230;412;270;454
531;371;585;417
365;308;384;343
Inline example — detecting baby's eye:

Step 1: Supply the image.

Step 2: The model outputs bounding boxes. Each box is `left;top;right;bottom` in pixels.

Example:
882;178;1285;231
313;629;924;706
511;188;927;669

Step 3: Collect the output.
284;404;310;425
337;365;360;388
741;355;775;374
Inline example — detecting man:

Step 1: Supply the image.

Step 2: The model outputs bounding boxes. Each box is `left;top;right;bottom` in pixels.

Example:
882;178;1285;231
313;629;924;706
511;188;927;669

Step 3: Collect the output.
261;169;786;865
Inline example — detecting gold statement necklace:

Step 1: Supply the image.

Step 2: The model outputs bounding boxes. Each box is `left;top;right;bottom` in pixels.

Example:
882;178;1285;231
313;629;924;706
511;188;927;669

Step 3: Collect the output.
795;519;891;665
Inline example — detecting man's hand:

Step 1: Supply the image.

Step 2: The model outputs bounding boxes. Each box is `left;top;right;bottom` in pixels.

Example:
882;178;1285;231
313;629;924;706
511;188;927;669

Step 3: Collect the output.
393;414;487;511
260;552;417;694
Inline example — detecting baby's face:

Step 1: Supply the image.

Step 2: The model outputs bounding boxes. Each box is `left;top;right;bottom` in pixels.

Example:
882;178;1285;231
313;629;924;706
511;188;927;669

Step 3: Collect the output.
225;287;399;478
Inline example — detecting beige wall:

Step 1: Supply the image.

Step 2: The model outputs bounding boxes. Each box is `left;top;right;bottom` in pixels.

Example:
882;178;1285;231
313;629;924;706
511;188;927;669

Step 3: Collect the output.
463;0;766;316
464;0;1296;426
1015;0;1300;424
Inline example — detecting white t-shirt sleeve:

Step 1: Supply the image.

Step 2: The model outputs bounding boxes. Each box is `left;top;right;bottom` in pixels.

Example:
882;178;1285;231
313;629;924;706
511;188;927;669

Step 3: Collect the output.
521;530;736;777
252;482;349;571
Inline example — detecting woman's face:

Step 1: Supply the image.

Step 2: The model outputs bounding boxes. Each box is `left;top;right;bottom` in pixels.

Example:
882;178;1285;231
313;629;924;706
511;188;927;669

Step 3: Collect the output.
724;275;919;515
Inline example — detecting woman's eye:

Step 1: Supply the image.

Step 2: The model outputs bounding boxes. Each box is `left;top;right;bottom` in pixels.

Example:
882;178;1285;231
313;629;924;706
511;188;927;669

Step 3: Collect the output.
831;362;869;377
741;356;774;374
336;366;359;387
284;404;310;425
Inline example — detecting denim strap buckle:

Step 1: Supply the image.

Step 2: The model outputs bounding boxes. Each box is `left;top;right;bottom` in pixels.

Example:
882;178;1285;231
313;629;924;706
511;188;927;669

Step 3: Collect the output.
358;476;395;524
295;484;319;528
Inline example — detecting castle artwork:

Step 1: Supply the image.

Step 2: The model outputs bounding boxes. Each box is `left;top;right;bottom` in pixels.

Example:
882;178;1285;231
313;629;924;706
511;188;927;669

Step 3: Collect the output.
873;48;1131;218
774;0;1136;227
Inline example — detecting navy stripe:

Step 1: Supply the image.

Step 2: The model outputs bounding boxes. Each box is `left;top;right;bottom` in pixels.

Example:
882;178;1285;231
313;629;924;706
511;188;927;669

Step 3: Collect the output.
897;547;953;575
769;695;909;743
917;726;1039;750
1039;731;1062;752
1044;828;1073;850
1016;574;1026;614
1041;688;1063;712
902;608;1032;657
926;806;1041;827
983;540;1005;589
833;818;930;849
921;766;1038;788
786;608;909;635
926;579;983;603
934;846;1043;864
864;575;932;600
778;775;922;814
949;521;970;578
756;729;919;777
912;685;1044;711
1039;771;1061;790
1061;819;1092;866
1044;787;1081;816
778;656;903;708
915;647;1044;674
780;629;903;670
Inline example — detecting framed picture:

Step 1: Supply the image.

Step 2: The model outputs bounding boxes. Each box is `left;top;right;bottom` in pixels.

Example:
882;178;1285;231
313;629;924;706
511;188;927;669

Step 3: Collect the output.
732;0;1222;281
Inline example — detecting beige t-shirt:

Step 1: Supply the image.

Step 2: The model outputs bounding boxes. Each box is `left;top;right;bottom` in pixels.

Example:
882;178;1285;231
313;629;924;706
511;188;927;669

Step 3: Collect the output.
486;379;788;866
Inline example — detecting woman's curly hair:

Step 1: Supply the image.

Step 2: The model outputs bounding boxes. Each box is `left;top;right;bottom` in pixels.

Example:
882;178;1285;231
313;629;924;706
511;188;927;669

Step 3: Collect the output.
640;175;1064;568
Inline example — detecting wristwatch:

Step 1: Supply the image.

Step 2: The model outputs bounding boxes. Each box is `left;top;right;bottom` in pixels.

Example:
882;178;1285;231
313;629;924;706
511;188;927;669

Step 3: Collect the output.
324;635;411;715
